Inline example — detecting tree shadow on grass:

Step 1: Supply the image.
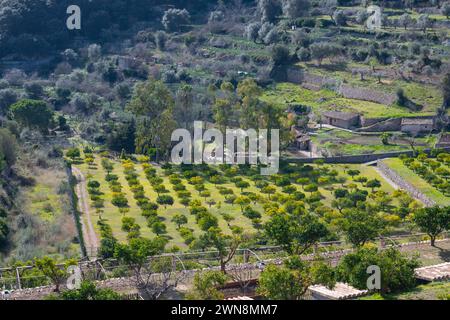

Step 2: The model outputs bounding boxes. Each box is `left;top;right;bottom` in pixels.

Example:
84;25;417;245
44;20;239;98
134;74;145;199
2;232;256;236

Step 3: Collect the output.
436;245;450;262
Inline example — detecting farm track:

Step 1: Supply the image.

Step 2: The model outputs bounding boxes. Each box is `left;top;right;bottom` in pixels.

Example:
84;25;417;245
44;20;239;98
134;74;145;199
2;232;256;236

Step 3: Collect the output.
72;166;99;257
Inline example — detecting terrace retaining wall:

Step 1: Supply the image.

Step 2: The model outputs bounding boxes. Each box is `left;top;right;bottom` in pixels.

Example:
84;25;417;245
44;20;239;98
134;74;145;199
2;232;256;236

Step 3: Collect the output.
356;118;402;132
286;69;397;106
377;161;436;207
284;147;450;164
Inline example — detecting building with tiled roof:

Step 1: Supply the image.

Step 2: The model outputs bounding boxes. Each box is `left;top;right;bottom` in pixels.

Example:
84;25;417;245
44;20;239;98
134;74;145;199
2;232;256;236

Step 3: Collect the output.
308;282;368;300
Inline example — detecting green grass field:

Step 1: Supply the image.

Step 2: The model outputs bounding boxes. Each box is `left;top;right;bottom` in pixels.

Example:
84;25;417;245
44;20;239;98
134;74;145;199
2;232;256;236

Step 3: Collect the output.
383;158;450;206
361;281;450;300
261;82;437;119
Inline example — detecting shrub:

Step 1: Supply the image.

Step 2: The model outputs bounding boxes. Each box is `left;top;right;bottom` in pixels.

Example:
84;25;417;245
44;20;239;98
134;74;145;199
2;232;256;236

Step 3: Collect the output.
337;247;419;293
243;207;262;220
157;195;174;208
111;193;128;208
162;8;190;32
271;45;291;66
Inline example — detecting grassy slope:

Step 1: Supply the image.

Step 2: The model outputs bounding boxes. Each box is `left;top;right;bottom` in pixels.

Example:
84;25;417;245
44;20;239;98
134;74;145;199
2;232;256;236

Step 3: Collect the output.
298;62;442;114
383;158;450;206
310;128;434;156
261;82;436;119
21;166;79;259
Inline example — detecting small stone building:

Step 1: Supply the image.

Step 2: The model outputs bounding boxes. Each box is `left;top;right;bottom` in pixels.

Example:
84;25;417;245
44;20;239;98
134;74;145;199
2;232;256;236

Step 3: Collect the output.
322;111;360;129
291;126;311;151
401;118;434;135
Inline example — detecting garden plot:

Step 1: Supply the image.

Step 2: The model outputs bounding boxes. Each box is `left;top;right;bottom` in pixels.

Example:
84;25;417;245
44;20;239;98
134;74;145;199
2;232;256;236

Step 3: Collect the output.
71;150;402;250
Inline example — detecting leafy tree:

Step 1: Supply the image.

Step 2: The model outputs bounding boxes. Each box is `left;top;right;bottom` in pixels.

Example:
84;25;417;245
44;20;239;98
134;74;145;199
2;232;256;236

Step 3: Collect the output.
340;209;385;247
265;212;328;255
271;45;291;66
296;177;309;189
156;195;174;208
107;120;136;154
200;190;211;200
244;21;262;43
337;247;419;294
198;212;219;231
101;158;114;174
172;214;188;229
381;132;392;145
155;31;168;50
152;221;167;236
162;8;190;32
304;183;318;194
0;89;18;115
114;237;169;299
261;185;277;199
442;73;450;108
399;13;413;30
200;227;243;273
112;193;128;208
244;22;261;42
310;43;341;66
175;84;194;129
34;257;76;292
347;169;360;180
281;0;310;19
9;99;53;131
366;179;381;192
0;218;9;248
333;10;347;27
442;2;450;19
234;196;251;212
258;0;282;23
413;206;450;246
127;79;174;119
127;79;176;159
235;180;250;192
417;14;431;33
257;263;309;300
0;128;17;168
257;256;335;300
331;198;354;213
186;271;228;300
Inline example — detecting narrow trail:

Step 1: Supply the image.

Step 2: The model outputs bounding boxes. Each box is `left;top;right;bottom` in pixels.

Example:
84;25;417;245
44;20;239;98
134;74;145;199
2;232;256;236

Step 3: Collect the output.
72;166;99;258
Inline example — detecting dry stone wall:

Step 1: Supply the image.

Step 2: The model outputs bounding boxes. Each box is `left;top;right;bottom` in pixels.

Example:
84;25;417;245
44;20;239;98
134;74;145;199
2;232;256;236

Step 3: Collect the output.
377;161;436;207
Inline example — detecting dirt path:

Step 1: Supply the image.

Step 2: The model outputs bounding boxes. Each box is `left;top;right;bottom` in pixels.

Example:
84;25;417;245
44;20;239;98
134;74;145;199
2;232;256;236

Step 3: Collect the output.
72;166;99;258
